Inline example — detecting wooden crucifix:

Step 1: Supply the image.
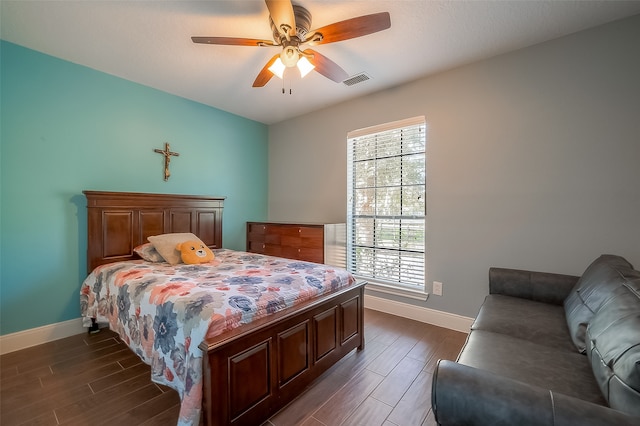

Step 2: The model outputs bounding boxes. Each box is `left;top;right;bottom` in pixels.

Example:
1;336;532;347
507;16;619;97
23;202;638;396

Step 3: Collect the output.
154;142;180;181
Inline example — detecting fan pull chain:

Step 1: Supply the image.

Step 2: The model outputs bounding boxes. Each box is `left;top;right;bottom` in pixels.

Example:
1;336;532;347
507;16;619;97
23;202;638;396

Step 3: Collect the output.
281;76;293;95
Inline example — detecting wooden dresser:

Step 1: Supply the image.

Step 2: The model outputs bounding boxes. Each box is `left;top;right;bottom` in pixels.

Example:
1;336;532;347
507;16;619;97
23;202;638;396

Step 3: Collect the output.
246;222;346;266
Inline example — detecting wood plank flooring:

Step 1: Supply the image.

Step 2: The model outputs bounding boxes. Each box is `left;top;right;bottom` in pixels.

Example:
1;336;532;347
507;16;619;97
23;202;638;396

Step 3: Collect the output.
0;309;467;426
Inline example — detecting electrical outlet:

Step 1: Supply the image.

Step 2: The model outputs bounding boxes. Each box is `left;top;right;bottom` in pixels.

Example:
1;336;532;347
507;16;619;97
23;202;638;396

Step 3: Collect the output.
433;281;443;296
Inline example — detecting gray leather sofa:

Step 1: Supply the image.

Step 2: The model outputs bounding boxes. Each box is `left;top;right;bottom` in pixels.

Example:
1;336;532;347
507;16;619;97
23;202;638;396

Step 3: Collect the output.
431;254;640;425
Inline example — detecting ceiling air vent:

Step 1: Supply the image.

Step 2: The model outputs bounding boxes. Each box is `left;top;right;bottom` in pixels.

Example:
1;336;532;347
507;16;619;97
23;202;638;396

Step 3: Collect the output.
343;72;371;87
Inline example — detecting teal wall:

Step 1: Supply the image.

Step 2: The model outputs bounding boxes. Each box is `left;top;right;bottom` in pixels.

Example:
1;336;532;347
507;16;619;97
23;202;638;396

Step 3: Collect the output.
0;41;268;335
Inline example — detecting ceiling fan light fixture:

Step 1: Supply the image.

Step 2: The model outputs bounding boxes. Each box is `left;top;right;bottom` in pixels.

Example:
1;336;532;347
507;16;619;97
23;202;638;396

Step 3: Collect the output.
280;45;299;67
297;56;315;78
268;58;286;79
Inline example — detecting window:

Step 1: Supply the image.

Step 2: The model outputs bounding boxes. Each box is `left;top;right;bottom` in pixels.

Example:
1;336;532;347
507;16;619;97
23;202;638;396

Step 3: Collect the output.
347;116;427;295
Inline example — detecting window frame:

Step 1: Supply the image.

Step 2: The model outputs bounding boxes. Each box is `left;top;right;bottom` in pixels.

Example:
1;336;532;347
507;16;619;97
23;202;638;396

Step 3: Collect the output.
346;116;428;299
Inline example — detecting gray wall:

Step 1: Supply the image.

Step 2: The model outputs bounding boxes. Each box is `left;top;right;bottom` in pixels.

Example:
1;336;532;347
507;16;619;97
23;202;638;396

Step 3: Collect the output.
268;14;640;319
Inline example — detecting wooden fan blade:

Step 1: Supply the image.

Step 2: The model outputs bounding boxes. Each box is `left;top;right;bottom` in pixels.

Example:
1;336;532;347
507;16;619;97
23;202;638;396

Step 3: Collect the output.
304;49;348;83
265;0;296;38
309;12;391;45
191;37;273;47
253;54;280;87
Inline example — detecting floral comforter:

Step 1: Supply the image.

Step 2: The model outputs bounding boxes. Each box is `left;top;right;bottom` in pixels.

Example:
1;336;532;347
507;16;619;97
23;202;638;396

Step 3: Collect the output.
80;249;355;425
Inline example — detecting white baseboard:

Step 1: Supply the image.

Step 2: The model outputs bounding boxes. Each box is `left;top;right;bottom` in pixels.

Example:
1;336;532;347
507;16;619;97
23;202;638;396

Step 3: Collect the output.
1;296;473;355
364;294;474;333
0;318;85;355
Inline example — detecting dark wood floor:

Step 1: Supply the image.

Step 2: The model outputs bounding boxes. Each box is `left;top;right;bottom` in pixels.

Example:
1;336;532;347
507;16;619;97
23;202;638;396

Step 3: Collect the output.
0;309;466;426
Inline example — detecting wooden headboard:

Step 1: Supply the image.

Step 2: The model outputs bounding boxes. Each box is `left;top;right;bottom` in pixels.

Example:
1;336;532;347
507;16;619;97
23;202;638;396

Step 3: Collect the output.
84;191;224;273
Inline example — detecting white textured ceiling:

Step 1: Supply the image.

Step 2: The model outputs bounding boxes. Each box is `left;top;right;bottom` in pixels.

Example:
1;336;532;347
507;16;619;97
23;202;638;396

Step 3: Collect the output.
3;1;640;124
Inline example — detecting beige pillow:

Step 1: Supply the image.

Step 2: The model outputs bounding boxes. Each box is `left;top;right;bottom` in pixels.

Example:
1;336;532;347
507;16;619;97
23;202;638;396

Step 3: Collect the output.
147;233;203;265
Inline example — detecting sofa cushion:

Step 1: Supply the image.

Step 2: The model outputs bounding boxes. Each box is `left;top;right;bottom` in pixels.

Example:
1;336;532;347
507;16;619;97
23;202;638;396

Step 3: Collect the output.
586;279;640;416
564;255;636;353
457;330;606;405
472;294;576;352
489;267;579;305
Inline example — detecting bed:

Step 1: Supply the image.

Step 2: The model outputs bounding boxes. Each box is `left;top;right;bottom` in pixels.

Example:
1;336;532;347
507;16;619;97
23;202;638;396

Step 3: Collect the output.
80;191;366;426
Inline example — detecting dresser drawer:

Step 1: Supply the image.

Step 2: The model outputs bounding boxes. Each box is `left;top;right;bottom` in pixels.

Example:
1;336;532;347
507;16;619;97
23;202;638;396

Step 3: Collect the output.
264;244;283;257
248;240;266;253
247;223;267;245
247;222;327;264
299;247;323;264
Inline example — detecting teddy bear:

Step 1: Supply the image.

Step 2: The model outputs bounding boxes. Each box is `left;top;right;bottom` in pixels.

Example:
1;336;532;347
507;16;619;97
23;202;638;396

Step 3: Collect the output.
175;240;215;264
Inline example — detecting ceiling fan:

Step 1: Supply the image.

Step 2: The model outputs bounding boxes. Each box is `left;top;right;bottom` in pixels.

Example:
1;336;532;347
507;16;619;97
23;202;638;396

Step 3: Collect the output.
191;0;391;87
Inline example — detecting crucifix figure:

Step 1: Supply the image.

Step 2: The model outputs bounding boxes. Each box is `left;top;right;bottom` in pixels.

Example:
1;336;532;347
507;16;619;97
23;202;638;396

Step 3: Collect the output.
154;142;180;181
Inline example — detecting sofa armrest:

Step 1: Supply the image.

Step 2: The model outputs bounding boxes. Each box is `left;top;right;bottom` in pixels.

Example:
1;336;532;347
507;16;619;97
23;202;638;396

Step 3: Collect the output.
432;360;639;426
489;267;579;305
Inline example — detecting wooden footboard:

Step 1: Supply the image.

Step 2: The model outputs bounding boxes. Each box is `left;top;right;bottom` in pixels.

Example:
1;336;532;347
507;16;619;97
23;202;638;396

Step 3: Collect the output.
199;281;366;426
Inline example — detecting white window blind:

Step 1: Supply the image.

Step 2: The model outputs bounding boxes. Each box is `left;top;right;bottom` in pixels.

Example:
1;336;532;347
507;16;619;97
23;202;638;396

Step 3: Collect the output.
347;117;427;291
